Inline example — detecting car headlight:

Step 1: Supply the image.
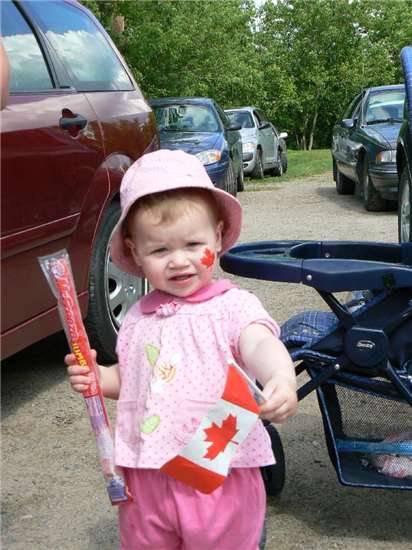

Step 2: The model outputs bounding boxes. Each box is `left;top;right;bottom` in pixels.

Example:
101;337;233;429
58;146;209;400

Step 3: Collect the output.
243;141;257;154
196;150;222;165
376;150;396;163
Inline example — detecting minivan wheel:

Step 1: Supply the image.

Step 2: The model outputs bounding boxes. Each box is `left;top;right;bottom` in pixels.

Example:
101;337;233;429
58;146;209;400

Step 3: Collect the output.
398;166;411;243
362;160;386;211
85;201;148;363
252;149;264;179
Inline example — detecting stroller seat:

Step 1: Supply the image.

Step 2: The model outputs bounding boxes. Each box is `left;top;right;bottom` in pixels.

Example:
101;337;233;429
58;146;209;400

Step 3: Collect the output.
221;240;412;490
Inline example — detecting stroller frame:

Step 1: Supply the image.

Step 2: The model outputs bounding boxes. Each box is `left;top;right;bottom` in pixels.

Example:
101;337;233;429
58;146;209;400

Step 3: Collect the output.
221;240;412;490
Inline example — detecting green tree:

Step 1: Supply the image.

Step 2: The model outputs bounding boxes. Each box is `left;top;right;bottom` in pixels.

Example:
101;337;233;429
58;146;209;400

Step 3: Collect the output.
258;0;412;149
84;0;263;108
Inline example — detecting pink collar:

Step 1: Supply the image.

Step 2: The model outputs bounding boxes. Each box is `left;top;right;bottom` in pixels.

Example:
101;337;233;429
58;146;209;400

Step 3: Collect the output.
140;279;237;314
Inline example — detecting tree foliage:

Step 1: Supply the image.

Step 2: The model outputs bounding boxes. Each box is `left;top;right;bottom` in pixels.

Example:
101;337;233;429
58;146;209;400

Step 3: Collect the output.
82;0;412;149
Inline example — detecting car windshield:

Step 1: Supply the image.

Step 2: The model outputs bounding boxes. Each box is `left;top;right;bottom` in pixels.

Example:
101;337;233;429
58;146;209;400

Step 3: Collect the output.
365;90;405;124
153;104;219;133
226;110;254;129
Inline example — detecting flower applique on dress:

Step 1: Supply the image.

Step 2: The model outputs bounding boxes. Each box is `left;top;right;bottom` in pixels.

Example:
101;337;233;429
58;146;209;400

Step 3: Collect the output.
145;343;180;394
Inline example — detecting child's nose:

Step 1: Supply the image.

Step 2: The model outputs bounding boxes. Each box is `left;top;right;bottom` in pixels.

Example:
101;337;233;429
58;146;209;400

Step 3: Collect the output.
168;250;189;267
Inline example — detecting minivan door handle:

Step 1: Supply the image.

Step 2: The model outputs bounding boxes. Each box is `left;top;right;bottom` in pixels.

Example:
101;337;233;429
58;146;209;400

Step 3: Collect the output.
59;111;87;131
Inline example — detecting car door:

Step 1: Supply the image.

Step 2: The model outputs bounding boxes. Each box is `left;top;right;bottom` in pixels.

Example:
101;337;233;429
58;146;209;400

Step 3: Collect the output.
333;93;363;180
255;109;276;167
1;0;105;334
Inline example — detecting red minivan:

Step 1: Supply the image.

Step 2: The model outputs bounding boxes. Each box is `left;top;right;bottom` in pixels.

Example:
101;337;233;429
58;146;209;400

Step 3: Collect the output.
1;0;158;362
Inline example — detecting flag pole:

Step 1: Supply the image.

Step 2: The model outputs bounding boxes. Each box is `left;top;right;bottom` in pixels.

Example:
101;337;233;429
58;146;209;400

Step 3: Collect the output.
229;360;267;403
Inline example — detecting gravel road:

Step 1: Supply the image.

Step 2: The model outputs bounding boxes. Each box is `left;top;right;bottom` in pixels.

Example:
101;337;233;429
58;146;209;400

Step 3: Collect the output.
2;173;411;550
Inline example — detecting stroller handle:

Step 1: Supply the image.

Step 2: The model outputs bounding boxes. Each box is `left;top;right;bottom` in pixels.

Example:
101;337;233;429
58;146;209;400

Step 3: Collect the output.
220;240;412;292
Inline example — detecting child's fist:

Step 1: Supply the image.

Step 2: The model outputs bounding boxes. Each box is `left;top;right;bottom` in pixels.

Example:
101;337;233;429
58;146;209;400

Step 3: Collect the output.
65;349;98;393
259;376;298;424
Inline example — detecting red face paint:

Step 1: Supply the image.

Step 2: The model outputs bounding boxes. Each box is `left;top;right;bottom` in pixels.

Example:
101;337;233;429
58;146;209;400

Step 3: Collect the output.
201;247;215;268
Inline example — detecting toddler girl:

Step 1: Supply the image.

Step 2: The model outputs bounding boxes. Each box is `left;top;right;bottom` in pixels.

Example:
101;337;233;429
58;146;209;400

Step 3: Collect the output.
66;149;298;550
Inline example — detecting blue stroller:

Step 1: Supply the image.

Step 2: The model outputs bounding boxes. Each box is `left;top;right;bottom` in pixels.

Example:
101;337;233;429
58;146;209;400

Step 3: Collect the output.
221;240;412;492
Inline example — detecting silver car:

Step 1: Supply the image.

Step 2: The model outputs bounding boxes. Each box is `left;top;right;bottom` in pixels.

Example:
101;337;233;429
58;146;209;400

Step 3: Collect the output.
225;106;288;178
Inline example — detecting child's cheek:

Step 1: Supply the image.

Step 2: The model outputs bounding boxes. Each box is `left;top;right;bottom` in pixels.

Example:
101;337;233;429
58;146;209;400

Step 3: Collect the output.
200;247;215;269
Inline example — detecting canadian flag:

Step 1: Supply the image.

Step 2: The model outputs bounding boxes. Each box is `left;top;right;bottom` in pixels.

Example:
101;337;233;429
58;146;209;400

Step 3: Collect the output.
160;361;260;493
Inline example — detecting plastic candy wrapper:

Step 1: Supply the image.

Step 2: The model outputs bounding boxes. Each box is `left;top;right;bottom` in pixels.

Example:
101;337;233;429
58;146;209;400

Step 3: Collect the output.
367;432;412;480
39;249;131;505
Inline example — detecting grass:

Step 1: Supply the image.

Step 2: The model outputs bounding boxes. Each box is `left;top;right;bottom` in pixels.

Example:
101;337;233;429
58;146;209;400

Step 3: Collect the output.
245;148;332;188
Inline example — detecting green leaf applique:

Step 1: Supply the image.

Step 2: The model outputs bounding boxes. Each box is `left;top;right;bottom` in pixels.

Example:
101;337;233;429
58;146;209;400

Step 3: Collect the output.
145;344;160;367
141;415;161;434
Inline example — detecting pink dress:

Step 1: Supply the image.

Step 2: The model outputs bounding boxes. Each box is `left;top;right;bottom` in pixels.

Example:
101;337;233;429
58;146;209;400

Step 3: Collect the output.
115;279;279;470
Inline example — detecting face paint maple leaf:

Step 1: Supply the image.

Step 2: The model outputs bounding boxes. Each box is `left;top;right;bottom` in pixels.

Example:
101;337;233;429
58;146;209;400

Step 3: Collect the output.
201;247;215;268
203;414;239;460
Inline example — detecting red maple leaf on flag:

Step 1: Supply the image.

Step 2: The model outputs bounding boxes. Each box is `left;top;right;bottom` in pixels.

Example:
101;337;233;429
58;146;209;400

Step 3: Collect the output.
203;414;239;460
201;248;215;268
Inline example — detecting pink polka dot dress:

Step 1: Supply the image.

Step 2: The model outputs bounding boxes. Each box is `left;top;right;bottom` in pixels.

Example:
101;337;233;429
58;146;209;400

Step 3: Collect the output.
115;279;279;470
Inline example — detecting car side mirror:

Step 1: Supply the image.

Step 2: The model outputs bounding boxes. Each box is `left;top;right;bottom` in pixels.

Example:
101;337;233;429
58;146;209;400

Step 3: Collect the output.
341;118;355;129
279;132;288;139
226;122;241;131
259;122;270;130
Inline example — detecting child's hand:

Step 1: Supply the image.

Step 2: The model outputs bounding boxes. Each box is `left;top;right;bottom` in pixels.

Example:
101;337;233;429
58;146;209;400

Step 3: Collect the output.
65;349;99;393
259;376;298;424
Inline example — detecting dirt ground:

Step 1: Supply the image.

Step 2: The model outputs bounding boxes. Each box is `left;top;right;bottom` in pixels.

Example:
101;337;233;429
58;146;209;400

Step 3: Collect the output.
2;173;411;549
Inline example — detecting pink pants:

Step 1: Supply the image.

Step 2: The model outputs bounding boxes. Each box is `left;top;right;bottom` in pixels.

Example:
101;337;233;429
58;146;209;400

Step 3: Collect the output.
119;467;266;550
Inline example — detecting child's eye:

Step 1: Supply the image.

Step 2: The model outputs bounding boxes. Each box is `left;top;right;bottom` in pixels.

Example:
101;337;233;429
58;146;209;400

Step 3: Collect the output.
151;247;167;254
187;241;201;247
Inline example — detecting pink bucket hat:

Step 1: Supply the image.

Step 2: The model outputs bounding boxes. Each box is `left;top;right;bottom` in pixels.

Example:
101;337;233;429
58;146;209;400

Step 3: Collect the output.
110;149;242;277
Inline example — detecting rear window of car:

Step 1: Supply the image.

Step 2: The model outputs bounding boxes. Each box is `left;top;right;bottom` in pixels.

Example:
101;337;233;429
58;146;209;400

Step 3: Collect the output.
1;1;54;92
365;90;405;123
28;0;133;92
153;104;219;133
226;110;254;129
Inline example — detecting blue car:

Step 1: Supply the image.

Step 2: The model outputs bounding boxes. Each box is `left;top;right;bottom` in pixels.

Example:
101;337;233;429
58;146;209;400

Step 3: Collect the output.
150;97;243;195
396;47;412;243
331;84;405;211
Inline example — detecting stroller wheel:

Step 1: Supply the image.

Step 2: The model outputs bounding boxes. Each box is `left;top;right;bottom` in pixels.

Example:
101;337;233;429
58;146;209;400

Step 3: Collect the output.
261;423;285;496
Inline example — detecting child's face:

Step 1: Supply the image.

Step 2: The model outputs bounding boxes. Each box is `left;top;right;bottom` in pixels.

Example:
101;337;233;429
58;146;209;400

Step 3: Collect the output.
125;200;223;297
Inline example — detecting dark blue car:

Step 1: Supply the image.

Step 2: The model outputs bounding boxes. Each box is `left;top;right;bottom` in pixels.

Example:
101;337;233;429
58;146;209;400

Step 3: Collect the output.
396;47;412;243
331;84;405;211
150;97;243;195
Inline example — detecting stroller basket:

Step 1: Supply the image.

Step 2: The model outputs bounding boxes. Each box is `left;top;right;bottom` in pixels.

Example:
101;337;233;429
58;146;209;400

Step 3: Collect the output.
221;240;412;490
315;372;412;489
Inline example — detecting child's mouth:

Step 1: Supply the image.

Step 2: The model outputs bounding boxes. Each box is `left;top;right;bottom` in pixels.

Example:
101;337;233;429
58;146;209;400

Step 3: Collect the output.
170;274;193;282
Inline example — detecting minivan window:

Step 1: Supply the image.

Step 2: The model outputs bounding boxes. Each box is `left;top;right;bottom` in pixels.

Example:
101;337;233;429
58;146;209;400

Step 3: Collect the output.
1;1;53;92
29;0;133;92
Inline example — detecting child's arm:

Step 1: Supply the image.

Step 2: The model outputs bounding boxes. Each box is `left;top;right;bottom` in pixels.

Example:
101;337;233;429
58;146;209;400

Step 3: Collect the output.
238;323;298;423
65;350;121;400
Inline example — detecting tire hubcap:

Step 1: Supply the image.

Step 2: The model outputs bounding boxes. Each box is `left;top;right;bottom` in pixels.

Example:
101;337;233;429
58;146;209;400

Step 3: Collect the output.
105;248;149;331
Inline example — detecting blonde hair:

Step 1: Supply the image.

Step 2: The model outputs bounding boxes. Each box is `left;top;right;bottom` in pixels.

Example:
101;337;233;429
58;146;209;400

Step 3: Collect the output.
123;188;222;238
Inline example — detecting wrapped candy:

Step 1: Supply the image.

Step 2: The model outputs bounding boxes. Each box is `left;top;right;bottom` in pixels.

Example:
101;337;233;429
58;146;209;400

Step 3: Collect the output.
39;250;131;505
